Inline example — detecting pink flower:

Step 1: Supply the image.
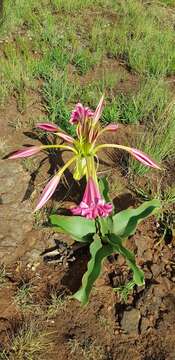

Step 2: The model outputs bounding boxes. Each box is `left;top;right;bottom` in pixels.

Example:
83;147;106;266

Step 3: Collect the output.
71;177;113;219
36;123;59;132
130;148;161;169
34;174;60;211
70;103;94;124
9;146;41;159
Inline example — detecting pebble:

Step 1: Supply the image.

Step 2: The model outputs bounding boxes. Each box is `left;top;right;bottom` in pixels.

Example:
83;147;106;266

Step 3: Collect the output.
121;308;140;335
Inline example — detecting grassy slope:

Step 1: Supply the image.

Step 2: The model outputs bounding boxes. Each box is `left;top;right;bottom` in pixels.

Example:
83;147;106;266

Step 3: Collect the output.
0;0;175;175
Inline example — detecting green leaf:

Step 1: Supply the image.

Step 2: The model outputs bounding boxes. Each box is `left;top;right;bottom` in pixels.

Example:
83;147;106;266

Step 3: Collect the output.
112;199;161;239
73;235;114;305
99;177;111;202
109;234;144;286
50;215;96;242
98;217;109;236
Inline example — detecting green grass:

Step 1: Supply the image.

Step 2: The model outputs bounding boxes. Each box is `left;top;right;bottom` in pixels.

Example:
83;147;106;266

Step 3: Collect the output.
0;0;174;123
159;0;175;5
0;0;174;105
50;0;107;11
112;0;175;76
97;77;172;125
42;71;78;134
129;97;175;176
72;48;101;75
120;78;172;124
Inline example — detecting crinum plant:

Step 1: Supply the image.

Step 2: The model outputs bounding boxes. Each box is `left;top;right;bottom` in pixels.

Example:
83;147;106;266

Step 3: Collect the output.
9;96;161;304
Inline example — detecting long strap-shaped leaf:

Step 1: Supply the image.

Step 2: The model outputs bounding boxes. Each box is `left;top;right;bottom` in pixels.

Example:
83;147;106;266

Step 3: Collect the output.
50;215;96;242
73;235;114;305
109;234;144;286
112;199;161;239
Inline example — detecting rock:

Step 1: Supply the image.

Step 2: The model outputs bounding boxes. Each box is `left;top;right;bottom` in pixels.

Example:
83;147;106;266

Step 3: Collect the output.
121;308;140;335
0;160;34;264
151;263;161;277
0;160;31;204
134;235;148;258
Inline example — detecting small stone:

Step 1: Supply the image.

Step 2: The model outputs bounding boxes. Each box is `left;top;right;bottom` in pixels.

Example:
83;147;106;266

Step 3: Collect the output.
114;329;120;335
151;264;161;277
121;308;140;335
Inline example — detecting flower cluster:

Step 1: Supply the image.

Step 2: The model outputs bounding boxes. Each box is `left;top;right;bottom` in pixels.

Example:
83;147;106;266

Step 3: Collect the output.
9;96;160;218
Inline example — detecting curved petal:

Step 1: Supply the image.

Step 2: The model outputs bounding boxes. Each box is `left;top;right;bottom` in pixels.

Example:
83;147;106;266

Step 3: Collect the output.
9;146;42;159
35;155;77;211
102;124;119;132
56;132;74;144
34;174;60;211
129;148;161;169
93;95;104;126
36;123;59;132
95;123;119;141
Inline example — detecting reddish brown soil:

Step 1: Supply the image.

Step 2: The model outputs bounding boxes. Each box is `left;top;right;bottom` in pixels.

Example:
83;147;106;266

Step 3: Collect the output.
1;221;175;360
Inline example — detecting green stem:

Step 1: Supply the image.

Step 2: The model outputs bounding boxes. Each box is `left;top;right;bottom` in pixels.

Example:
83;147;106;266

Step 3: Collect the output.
94;143;131;154
42;144;78;154
57;155;77;177
86;156;98;184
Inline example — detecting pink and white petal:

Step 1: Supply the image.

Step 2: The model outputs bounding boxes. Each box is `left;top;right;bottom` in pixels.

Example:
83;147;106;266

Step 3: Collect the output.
130;148;161;169
93;95;104;125
103;124;119;132
36;123;59;132
82;177;101;205
70;103;83;124
56;132;74;143
70;103;94;124
96;124;119;140
85;107;94;118
71;207;82;215
77;103;84;117
9;146;42;159
34;174;60;211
